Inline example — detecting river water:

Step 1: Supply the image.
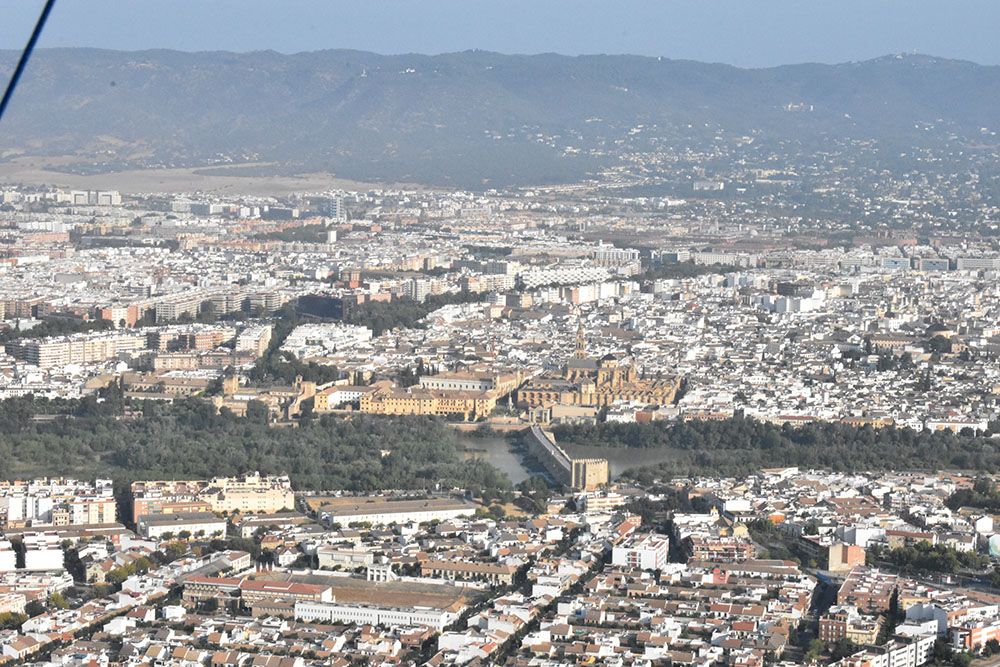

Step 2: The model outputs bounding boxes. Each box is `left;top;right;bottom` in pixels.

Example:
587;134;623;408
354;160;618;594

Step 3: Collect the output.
457;434;535;485
456;433;679;483
561;442;680;478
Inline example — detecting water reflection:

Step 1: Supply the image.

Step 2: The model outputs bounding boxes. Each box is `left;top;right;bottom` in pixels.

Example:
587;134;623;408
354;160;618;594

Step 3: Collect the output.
561;442;679;478
457;432;677;483
457;434;533;485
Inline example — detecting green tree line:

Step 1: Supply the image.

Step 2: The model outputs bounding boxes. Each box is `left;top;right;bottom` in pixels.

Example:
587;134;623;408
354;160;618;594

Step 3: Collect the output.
945;477;1000;513
245;302;341;385
641;260;739;281
0;396;508;493
343;291;483;336
0;316;113;343
869;542;989;575
552;417;1000;482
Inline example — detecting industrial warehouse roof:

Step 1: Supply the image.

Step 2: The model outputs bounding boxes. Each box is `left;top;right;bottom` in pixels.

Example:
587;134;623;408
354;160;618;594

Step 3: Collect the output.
307;495;477;517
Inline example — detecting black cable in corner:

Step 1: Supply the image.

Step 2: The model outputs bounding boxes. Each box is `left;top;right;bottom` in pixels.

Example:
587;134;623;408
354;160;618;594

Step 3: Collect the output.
0;0;58;122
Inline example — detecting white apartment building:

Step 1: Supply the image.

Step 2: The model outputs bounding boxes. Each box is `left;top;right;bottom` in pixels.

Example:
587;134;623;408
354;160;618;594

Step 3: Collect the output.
235;325;273;356
137;512;227;540
247;291;286;314
956;257;1000;271
691;251;758;268
519;265;610;288
612;533;670;570
155;292;209;322
9;333;146;368
0;540;17;573
463;273;515;293
23;532;64;571
294;599;459;631
316;544;376;569
835;635;935;667
61;190;121;206
592;242;640;267
578;490;628;513
3;495;54;525
279;323;373;359
0;478;115;527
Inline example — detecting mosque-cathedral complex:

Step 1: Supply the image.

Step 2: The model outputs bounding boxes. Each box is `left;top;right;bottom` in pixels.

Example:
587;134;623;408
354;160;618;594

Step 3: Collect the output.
517;322;682;409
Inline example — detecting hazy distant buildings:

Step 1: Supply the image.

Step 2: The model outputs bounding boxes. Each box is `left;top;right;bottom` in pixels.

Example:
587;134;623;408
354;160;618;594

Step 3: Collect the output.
60;190;121;207
520;265;610;289
235;324;273;357
591;241;640;268
279;323;372;360
155;292;206;322
7;332;145;368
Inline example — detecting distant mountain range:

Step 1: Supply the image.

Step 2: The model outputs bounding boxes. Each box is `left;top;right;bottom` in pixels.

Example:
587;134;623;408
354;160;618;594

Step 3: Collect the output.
1;48;999;187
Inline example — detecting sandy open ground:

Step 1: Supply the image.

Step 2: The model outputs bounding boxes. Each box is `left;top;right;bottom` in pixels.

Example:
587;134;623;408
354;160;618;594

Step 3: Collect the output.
254;570;479;611
0;156;400;196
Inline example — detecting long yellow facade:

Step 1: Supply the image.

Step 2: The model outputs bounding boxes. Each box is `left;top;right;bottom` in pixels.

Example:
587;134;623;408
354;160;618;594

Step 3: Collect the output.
359;380;499;421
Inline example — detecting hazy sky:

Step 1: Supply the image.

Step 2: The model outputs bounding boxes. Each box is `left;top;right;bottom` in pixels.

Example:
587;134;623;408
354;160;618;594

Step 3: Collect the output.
1;0;998;68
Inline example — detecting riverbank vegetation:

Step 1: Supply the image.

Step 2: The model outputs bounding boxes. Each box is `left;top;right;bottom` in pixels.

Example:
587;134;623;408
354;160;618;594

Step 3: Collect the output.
0;396;507;493
552;417;1000;481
